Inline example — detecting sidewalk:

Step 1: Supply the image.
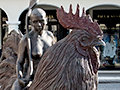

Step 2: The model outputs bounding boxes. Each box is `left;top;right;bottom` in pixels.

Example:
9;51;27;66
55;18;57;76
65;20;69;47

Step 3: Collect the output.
98;70;120;90
98;83;120;90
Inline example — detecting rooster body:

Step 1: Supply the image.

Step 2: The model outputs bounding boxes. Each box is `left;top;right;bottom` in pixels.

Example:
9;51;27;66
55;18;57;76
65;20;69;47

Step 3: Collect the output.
29;5;105;90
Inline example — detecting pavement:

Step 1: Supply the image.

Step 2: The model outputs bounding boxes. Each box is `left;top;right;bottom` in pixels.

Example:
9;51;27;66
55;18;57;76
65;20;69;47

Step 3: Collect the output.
98;83;120;90
0;83;120;90
98;70;120;90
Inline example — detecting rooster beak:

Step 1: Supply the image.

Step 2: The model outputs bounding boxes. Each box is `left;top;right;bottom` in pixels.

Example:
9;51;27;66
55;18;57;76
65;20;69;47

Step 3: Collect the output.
92;39;106;46
98;39;106;46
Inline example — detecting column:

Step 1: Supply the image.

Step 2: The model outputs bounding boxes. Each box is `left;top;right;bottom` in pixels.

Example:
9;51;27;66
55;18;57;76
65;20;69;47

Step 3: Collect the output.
6;21;21;33
0;9;1;50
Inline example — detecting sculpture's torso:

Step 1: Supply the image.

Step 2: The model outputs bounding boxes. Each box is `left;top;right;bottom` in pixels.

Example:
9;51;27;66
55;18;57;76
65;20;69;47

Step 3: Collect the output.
29;30;54;73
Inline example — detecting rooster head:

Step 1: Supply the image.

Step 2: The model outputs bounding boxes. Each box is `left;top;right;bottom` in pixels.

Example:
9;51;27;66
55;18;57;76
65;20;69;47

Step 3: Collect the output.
57;4;105;74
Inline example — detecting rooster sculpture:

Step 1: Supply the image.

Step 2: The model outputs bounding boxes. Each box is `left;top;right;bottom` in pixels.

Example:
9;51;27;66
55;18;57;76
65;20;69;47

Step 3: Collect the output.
0;30;23;90
29;4;105;90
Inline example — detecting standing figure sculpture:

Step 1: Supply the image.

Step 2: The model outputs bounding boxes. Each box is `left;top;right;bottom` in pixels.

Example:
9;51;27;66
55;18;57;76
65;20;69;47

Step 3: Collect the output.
29;4;105;90
11;8;55;90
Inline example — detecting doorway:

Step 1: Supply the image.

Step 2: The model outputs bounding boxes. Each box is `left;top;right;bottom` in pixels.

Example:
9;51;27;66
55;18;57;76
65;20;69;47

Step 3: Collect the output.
0;9;8;56
87;5;120;70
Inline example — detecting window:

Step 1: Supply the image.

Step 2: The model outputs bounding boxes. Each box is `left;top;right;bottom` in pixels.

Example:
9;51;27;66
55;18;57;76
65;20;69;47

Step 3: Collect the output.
93;10;120;70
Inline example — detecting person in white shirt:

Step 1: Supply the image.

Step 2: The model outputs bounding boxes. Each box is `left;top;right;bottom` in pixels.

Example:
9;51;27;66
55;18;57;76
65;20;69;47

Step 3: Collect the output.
103;35;116;65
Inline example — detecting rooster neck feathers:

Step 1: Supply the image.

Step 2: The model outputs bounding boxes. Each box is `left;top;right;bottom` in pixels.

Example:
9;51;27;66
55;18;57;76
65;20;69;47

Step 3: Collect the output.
65;31;100;74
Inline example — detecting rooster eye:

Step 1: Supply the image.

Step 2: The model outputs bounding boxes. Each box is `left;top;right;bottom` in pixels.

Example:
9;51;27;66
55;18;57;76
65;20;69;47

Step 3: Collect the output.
82;37;88;41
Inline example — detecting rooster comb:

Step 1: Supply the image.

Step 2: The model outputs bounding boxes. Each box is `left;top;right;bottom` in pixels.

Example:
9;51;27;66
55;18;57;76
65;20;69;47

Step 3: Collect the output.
57;4;103;35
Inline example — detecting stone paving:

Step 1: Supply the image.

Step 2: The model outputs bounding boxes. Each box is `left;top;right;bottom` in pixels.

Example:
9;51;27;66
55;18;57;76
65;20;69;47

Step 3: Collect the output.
0;83;120;89
98;83;120;90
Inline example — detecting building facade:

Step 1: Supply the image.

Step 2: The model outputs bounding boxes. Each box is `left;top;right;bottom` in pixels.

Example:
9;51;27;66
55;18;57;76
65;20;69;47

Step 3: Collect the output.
0;0;120;87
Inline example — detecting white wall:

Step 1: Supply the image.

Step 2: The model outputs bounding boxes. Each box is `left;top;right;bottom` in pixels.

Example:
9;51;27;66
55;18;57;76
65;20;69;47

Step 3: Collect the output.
0;0;120;24
0;0;119;35
0;0;30;21
0;0;119;44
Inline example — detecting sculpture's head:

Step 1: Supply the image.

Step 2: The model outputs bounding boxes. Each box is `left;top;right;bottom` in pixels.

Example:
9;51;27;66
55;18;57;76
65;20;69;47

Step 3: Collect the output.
30;8;47;35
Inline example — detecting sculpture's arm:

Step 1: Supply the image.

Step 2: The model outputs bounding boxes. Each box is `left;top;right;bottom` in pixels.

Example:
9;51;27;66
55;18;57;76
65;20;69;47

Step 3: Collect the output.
52;33;56;44
16;37;27;79
47;31;56;44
